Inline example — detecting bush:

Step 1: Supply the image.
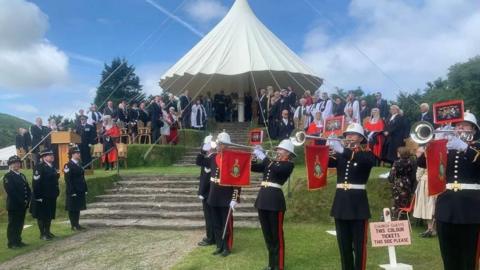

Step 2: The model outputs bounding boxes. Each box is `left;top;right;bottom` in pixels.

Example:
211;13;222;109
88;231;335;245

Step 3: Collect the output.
178;129;204;147
126;145;187;167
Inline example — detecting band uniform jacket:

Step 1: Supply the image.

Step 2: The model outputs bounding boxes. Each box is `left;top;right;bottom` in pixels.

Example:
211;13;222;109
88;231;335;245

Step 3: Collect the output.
30;162;60;219
196;152;213;199
64;160;88;211
418;142;480;224
329;147;376;220
252;158;294;212
199;153;241;207
3;171;31;211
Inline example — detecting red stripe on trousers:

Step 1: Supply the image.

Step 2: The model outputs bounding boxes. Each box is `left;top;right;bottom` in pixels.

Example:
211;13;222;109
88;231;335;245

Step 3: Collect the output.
227;213;234;251
278;212;285;270
361;220;368;270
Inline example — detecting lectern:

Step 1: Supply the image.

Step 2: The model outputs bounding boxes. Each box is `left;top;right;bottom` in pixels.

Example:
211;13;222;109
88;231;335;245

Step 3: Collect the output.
51;131;81;175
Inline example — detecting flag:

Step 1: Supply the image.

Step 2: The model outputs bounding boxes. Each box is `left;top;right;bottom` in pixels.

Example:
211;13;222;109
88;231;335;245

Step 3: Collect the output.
426;139;447;195
249;128;264;145
219;148;252;187
305;145;330;190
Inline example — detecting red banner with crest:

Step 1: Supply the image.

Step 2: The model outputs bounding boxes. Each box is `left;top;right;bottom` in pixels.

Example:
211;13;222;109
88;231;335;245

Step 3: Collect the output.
219;148;252;187
426;139;447;195
305;145;330;190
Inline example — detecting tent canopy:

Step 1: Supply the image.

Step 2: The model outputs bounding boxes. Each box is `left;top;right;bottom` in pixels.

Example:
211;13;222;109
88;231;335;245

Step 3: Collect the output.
160;0;322;97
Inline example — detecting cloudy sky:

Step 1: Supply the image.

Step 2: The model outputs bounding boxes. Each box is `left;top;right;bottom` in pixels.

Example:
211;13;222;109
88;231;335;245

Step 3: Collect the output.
0;0;479;122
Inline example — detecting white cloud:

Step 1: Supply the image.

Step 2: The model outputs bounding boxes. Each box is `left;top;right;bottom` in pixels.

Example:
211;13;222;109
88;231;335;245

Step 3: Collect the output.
7;104;39;114
68;52;103;67
0;0;69;89
184;0;227;24
0;93;23;100
301;0;480;99
137;63;172;96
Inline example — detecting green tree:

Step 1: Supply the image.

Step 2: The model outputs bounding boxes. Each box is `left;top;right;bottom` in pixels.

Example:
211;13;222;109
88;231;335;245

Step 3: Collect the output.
93;58;144;109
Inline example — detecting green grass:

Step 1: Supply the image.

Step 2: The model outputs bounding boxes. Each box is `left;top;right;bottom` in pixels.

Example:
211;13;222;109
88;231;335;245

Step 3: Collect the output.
0;113;32;149
173;223;441;270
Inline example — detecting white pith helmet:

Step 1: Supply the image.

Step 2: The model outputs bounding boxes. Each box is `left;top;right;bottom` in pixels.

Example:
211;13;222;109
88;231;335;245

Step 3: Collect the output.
343;123;367;141
461;111;479;131
203;135;213;145
275;139;296;157
216;130;231;144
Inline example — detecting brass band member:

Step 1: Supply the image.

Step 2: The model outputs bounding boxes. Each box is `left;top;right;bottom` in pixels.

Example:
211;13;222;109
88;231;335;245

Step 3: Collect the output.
418;111;480;270
327;123;376;270
252;140;295;270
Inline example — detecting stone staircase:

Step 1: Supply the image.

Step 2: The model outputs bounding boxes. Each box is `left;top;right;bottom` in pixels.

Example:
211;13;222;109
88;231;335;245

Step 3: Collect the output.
81;174;261;229
173;122;253;167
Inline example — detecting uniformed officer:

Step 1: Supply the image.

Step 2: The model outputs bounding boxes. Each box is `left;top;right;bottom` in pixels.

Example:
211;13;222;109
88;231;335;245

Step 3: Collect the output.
252;140;295;270
195;135;215;246
30;149;60;240
64;145;88;231
418;111;480;270
204;131;241;257
75;115;96;169
327;123;376;270
3;155;31;249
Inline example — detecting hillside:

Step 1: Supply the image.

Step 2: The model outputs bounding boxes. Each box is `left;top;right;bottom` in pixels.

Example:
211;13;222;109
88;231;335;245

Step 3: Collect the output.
0;113;32;148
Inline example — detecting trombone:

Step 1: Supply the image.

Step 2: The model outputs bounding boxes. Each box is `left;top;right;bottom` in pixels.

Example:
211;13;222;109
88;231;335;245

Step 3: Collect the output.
214;140;278;160
289;131;350;147
410;121;475;144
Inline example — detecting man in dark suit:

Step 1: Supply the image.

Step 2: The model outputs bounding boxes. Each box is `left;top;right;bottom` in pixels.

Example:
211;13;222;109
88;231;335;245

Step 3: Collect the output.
257;88;268;125
179;90;191;128
103;100;118;121
418;103;434;125
244;92;253;122
214;91;226;122
286;86;297;113
374;92;389;119
149;96;163;144
75;115;96;168
29;117;50;165
276;109;295;140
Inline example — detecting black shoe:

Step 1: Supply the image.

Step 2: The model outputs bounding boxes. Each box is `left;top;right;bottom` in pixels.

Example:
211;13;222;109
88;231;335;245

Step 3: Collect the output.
47;232;56;238
7;244;19;249
40;235;51;241
220;250;231;257
212;248;223;255
197;240;214;246
420;230;433;238
17;242;28;247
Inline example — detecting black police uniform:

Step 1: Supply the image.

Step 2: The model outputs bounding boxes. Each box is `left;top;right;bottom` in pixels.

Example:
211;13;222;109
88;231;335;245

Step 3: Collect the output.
64;159;88;230
196;152;215;245
329;146;375;270
3;170;31;248
30;161;60;239
75;122;96;168
252;158;294;270
204;153;241;254
418;142;480;270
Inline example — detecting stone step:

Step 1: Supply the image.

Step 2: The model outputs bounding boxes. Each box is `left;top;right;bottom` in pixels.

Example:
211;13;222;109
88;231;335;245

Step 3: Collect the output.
88;201;257;212
96;193;257;203
115;180;262;189
105;187;261;195
80;218;259;230
81;208;259;221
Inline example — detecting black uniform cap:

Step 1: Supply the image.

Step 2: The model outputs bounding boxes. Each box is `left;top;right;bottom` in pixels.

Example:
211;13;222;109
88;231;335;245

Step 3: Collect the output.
7;155;21;165
40;149;54;157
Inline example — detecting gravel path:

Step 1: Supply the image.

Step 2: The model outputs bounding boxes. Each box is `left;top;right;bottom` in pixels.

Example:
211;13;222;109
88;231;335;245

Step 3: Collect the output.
0;229;202;270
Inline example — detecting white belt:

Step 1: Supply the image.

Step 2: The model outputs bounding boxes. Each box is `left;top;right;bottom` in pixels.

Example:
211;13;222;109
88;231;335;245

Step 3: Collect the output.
446;181;480;192
336;182;366;190
210;177;220;183
261;181;282;189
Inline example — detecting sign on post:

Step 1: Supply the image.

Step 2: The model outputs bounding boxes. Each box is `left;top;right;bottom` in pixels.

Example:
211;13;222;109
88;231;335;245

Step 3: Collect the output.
370;220;411;247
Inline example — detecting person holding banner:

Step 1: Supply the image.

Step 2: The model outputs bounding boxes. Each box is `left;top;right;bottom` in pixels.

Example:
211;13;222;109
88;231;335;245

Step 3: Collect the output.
327;123;376;270
252;140;295;270
195;135;215;247
203;131;242;257
418;111;480;270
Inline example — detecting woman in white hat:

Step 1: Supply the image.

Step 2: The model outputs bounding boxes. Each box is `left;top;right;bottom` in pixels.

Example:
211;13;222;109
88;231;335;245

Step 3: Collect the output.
327;123;376;270
252;139;295;270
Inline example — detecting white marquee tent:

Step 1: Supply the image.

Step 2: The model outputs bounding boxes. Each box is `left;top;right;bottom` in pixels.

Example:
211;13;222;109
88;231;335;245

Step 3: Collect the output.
0;145;16;167
160;0;322;117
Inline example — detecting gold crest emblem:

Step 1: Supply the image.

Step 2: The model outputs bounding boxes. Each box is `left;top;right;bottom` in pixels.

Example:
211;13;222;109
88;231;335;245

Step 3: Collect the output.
313;155;323;178
438;154;445;182
231;159;241;178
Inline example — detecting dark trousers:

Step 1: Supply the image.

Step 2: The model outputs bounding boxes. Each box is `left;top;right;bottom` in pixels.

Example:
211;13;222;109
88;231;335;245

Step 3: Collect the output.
335;219;368;270
202;200;215;243
80;143;92;169
68;211;80;228
152;127;160;144
37;219;52;236
7;210;26;246
258;209;285;270
437;221;480;270
211;206;233;251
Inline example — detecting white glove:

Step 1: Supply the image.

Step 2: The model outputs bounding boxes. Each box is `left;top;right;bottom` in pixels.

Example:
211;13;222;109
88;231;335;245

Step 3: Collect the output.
446;136;468;151
229;200;238;211
327;139;344;154
36;198;43;202
434;126;453;140
71;194;77;197
202;143;211;152
253;149;266;161
198;195;205;200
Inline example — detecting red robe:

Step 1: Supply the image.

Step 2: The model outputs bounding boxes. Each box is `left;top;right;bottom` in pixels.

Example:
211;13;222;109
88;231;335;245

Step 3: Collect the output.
102;125;120;163
364;119;385;159
166;113;179;144
306;122;323;135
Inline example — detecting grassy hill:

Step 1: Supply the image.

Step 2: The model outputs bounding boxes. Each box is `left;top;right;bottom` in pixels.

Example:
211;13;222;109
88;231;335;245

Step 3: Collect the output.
0;113;32;148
